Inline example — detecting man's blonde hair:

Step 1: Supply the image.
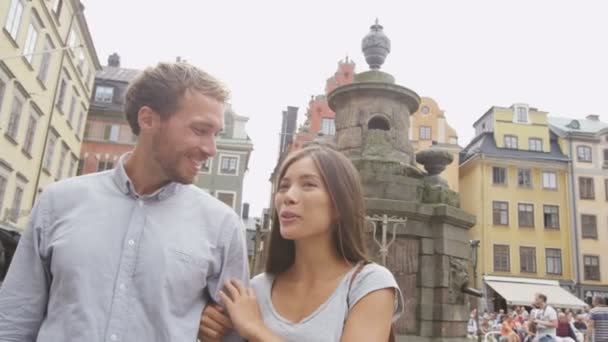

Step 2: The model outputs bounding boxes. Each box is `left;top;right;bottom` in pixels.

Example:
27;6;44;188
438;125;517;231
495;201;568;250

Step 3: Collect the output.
125;62;230;135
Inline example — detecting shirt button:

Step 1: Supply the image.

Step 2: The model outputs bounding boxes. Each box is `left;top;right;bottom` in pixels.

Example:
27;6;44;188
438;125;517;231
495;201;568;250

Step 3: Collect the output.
128;239;135;246
110;334;118;341
119;283;126;291
137;200;143;207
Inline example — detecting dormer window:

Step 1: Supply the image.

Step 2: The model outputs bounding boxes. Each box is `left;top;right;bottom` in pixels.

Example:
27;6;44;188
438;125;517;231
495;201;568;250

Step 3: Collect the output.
513;104;529;124
95;86;114;103
504;135;518;149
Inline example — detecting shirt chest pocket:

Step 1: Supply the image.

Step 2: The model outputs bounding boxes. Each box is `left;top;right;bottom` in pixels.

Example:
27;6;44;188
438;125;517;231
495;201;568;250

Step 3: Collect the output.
164;249;209;315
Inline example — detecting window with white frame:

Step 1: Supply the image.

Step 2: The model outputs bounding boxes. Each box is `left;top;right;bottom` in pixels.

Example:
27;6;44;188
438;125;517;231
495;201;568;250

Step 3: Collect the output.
67;89;77;125
529;138;543;152
493;245;510;272
9;182;24;223
104;124;120;142
56;143;68;180
22;108;39;156
95;86;114;103
201;159;212;173
584;255;600;281
96;159;114;172
5;0;24;41
320;118;336;135
517;203;534;228
492;167;507;185
542;171;557;190
56;77;67;112
419;126;432;140
76;107;85;137
492;201;509;225
543;205;560;229
216;191;235;209
0;72;7;122
43;130;58;171
546;248;562;275
520;247;536;274
0;166;9;214
220;155;239;175
6;93;24;140
514;105;529;123
517;169;532;188
23;14;41;64
577;145;592;162
37;36;54;84
68;155;77;178
504;135;518;149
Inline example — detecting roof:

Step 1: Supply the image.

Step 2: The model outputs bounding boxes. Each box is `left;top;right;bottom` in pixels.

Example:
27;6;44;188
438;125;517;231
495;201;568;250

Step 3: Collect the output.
484;276;587;310
548;116;608;136
96;66;141;83
460;132;569;165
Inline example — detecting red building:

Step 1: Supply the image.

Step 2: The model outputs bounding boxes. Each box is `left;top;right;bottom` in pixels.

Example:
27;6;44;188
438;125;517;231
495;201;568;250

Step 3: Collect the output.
79;54;139;175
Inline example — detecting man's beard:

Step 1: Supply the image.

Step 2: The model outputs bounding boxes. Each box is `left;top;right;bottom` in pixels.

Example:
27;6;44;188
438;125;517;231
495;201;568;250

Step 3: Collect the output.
151;130;195;185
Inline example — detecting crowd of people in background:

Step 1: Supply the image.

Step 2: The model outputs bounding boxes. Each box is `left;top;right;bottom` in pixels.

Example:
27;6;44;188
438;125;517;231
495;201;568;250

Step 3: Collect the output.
467;295;608;342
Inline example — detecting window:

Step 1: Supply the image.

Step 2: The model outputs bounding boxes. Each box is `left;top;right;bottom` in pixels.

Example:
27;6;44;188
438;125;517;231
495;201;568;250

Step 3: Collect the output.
492;167;507;185
57;143;68;179
603;149;608;167
76;109;85;137
577;146;592;162
68;29;78;54
104;124;120;142
6;95;24;140
605;179;608;201
579;177;595;200
43;131;58;171
77;50;85;72
56;78;67;112
320;118;335;135
201;159;212;173
529;138;543;152
517;169;532;188
95;86;114;103
493;245;510;272
96;160;114;172
217;191;235;209
492;201;509;226
581;215;597;239
419;126;432;140
52;0;63;17
22;110;39;155
0;171;8;214
9;184;24;223
543;205;560;229
546;248;562;275
515;105;529;123
5;0;24;41
220;155;239;175
518;203;534;228
67;91;77;126
76;158;84;175
23;17;41;64
520;247;536;274
542;171;557;190
0;77;7;121
68;155;76;178
37;36;53;84
584;255;600;281
504;135;518;149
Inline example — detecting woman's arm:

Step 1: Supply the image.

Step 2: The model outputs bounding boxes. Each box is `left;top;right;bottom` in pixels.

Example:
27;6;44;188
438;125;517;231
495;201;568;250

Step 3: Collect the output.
340;288;396;342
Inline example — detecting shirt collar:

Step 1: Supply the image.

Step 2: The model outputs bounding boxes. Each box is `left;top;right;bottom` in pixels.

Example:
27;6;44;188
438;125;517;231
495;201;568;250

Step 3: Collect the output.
112;152;181;201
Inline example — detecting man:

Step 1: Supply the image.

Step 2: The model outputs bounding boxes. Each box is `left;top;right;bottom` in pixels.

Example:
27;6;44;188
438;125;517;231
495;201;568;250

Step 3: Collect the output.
532;293;558;342
588;296;608;342
555;312;577;341
0;62;249;341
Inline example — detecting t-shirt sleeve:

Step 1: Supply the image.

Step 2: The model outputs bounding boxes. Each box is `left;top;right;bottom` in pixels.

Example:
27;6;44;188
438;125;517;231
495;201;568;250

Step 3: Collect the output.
347;263;404;322
547;307;558;321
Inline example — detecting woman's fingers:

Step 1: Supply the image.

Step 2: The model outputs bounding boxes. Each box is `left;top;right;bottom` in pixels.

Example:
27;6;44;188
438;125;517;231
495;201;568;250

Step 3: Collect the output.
201;314;227;335
219;290;233;307
206;305;233;329
224;279;241;299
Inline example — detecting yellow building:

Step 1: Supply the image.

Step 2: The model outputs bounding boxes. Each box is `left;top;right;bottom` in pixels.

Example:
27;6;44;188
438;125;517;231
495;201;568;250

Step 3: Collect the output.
549;115;608;303
0;0;101;232
460;104;577;310
410;97;460;191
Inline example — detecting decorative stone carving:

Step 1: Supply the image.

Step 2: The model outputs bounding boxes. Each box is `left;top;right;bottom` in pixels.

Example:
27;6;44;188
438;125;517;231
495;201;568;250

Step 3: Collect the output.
361;19;391;70
448;258;469;304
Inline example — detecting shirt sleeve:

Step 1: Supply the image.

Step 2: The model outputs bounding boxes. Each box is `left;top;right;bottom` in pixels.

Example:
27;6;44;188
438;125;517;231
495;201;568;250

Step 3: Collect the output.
0;190;53;341
347;263;404;322
207;215;250;303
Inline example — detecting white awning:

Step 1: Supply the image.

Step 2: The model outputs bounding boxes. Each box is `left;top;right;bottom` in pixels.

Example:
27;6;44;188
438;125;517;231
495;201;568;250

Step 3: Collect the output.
484;276;588;310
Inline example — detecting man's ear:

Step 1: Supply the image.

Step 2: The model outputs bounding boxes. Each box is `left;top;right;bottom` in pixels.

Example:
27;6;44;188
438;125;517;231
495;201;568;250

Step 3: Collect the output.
138;106;159;133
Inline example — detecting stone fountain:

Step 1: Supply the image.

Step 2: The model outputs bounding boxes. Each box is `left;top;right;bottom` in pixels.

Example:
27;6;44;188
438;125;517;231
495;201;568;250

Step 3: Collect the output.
327;20;477;340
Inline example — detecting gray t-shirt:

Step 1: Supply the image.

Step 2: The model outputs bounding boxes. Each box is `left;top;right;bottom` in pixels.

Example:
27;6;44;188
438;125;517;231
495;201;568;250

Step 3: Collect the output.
248;263;404;342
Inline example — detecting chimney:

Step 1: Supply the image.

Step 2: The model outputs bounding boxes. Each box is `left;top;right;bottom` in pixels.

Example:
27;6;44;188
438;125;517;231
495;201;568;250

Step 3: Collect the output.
242;203;250;220
107;53;120;67
586;114;599;121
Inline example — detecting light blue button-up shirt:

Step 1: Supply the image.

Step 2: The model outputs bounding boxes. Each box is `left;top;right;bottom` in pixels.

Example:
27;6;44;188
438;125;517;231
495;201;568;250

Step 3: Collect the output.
0;154;249;341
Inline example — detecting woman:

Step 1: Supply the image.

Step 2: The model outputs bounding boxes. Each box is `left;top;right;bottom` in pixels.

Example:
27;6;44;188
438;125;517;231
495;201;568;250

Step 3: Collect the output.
200;145;403;342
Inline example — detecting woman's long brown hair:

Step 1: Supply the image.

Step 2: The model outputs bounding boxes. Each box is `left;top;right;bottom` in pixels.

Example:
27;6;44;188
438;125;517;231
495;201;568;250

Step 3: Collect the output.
265;144;370;274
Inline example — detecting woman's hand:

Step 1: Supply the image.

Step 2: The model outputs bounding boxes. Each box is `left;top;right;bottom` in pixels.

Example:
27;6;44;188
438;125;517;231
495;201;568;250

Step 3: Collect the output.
219;279;267;340
198;303;232;341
